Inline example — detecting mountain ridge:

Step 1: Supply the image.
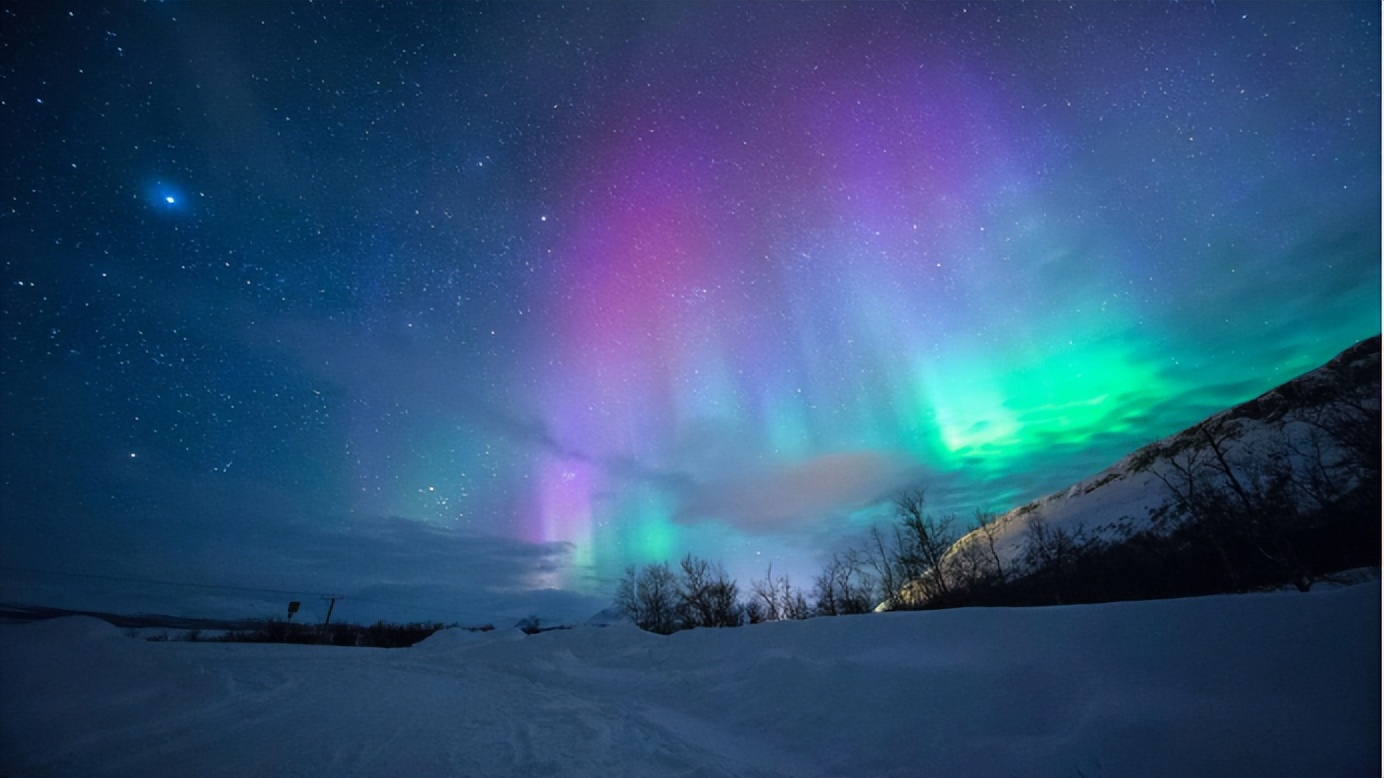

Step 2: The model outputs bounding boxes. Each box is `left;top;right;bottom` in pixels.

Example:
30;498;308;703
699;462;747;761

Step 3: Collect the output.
946;334;1381;583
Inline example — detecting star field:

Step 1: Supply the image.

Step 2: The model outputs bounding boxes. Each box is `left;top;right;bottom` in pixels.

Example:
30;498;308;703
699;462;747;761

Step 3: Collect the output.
1;2;1378;622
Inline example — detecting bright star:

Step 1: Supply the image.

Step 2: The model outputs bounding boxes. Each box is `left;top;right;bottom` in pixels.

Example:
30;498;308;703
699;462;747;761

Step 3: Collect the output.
145;179;190;216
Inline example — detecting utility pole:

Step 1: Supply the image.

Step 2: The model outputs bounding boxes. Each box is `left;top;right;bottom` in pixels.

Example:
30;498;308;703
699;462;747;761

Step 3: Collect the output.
322;595;340;627
321;595;342;643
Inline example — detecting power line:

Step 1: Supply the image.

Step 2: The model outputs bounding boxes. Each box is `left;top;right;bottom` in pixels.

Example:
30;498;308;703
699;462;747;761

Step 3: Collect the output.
0;564;333;599
0;564;491;622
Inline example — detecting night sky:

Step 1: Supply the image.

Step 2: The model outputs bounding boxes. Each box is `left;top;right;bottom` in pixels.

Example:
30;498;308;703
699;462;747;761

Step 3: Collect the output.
2;2;1379;625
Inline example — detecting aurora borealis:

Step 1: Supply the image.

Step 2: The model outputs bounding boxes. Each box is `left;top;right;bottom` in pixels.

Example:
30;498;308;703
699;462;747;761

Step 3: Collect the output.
2;2;1378;623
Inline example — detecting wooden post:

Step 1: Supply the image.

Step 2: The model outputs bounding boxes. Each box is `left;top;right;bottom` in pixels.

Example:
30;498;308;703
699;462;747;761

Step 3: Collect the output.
319;595;342;644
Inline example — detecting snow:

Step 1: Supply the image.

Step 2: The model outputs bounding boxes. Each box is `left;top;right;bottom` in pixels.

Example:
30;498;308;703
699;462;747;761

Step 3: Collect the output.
2;584;1379;777
967;461;1170;564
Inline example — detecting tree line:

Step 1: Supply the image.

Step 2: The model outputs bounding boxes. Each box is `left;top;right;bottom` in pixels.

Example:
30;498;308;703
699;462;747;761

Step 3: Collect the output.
611;490;1000;634
206;618;462;647
613;393;1380;633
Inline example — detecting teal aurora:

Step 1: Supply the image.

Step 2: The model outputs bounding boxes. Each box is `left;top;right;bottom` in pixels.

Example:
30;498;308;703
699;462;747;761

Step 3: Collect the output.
1;2;1378;623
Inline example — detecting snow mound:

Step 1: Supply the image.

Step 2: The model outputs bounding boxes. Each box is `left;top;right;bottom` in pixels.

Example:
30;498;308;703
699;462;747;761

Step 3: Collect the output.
7;614;129;643
1;585;1378;777
409;625;506;652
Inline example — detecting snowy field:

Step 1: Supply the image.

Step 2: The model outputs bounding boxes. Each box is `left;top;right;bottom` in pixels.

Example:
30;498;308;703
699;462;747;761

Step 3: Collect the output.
2;583;1379;778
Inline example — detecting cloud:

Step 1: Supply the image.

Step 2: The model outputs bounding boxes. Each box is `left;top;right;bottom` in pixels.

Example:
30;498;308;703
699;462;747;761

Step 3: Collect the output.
674;450;925;533
0;454;605;626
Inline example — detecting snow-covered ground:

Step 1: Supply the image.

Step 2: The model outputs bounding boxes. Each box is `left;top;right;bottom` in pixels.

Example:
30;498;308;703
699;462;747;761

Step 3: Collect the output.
2;583;1379;777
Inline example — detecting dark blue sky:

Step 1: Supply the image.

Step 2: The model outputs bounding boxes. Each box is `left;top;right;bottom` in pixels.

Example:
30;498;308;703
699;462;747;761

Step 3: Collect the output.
1;2;1378;625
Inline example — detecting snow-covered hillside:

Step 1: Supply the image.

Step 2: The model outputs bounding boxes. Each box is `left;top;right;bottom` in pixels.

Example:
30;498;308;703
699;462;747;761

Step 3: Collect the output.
2;582;1379;777
952;335;1381;572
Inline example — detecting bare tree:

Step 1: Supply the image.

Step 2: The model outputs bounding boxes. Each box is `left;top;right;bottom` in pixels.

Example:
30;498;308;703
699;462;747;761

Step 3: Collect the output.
708;577;743;627
865;524;905;607
613;565;639;621
892;489;957;605
676;554;714;629
1021;516;1089;604
743;598;766;625
1148;433;1244;588
676;554;742;628
1149;421;1321;591
1282;397;1380;513
947;511;1005;593
750;563;810;621
781;578;812;620
813;549;877;616
614;562;680;634
974;509;1006;582
749;564;782;622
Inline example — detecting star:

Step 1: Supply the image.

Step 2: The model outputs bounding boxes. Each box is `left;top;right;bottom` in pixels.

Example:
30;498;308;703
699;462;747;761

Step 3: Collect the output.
145;180;189;215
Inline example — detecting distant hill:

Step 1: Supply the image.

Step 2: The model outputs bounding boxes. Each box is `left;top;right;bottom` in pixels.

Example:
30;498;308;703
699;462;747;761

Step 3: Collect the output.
0;603;261;631
927;335;1381;605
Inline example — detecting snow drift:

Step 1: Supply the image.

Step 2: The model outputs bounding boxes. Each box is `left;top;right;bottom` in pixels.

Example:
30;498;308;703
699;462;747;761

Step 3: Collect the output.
2;582;1379;777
